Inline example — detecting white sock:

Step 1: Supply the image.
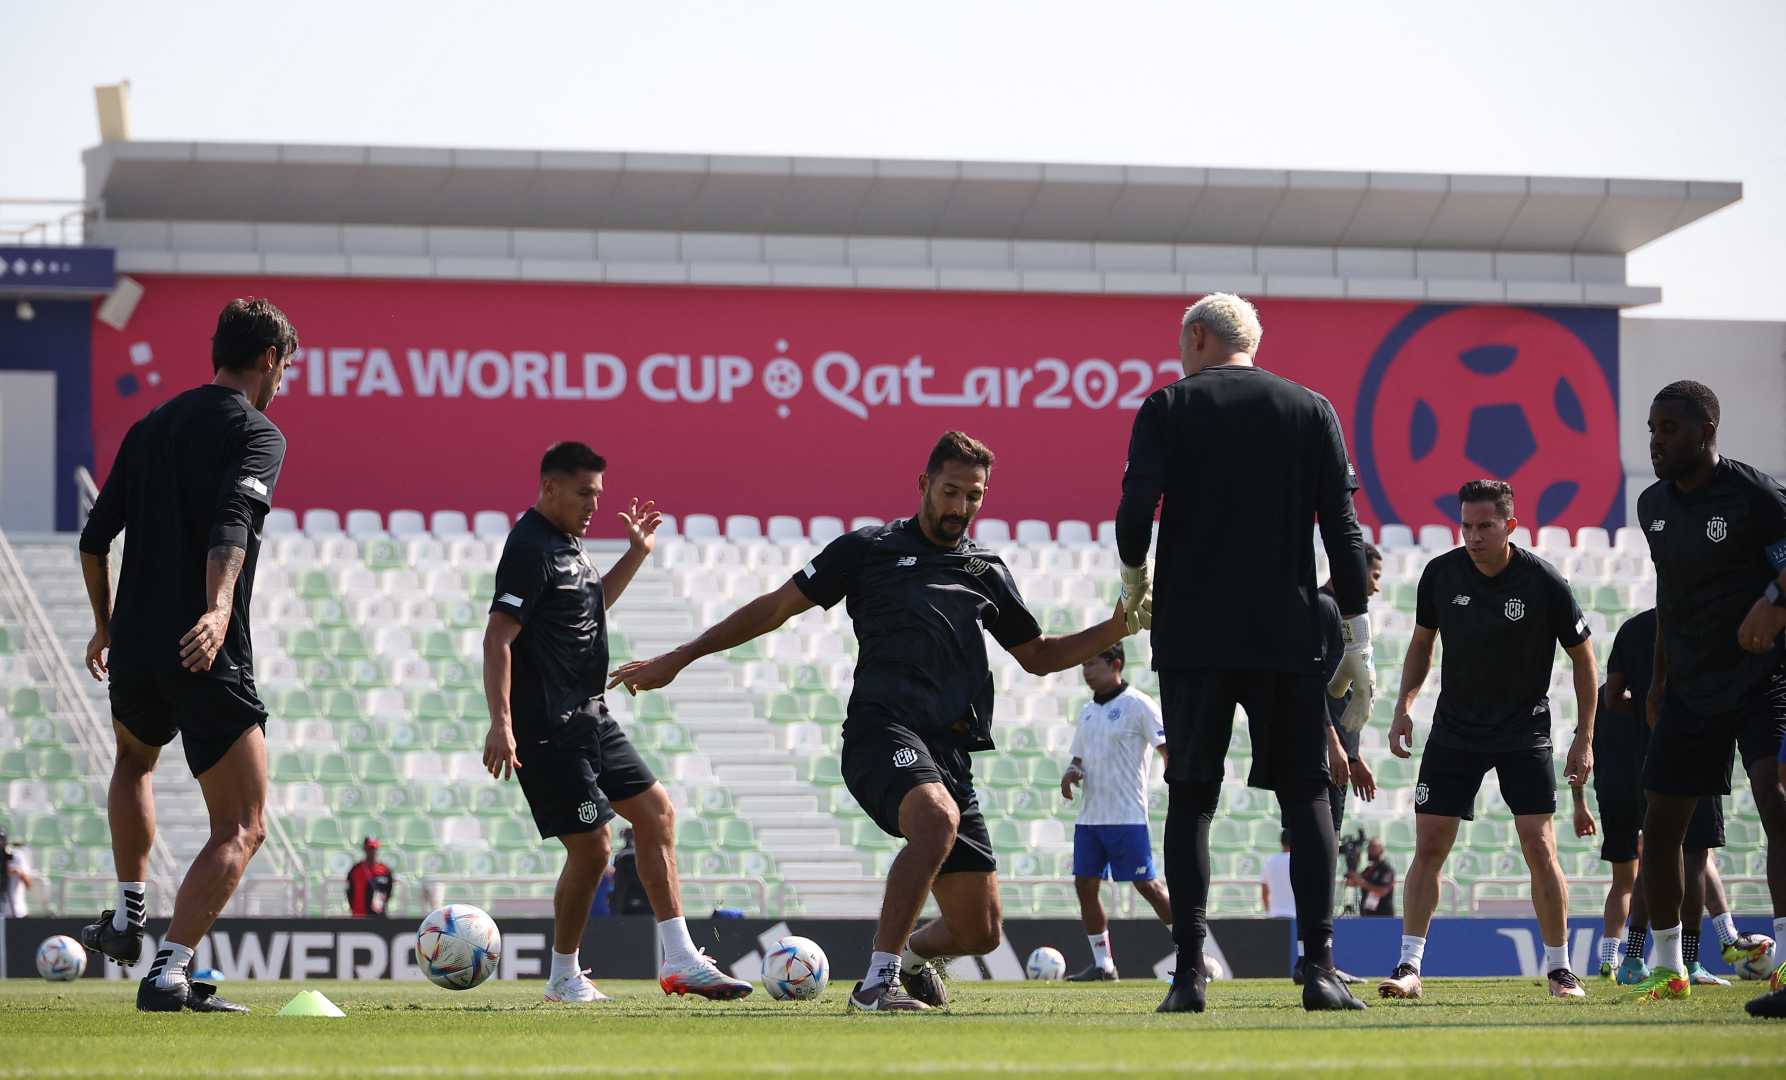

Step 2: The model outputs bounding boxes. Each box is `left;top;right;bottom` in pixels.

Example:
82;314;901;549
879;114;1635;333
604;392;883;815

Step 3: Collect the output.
1088;931;1113;971
150;942;194;989
1652;924;1685;974
1600;932;1622;967
550;949;580;982
1543;942;1570;974
1712;912;1738;946
1774;916;1786;946
900;945;930;974
863;950;903;990
1399;934;1426;973
115;882;146;932
657;916;699;966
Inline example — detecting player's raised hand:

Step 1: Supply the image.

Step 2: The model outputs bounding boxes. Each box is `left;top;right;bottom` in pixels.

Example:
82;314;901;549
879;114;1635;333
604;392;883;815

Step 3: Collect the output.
84;628;109;681
1388;709;1415;758
482;722;520;781
1059;764;1084;801
619;498;662;555
608;652;684;695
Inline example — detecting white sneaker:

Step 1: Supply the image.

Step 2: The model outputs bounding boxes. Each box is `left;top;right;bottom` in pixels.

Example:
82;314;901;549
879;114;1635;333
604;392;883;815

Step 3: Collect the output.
658;949;753;1000
544;969;611;1003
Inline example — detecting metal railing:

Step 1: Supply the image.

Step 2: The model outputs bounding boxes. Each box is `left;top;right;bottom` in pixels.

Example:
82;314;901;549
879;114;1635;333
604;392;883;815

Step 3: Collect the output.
0;198;98;246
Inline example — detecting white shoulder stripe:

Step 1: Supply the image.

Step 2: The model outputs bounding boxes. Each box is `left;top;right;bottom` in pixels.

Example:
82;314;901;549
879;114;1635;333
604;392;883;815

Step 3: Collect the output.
497;593;523;608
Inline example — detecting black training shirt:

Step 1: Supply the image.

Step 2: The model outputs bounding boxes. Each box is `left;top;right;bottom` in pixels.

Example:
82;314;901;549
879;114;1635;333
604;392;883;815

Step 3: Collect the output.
78;385;285;680
1116;366;1368;674
1316;590;1360;758
1604;608;1657;732
1638;458;1786;713
793;518;1041;751
490;508;608;737
1415;546;1588;752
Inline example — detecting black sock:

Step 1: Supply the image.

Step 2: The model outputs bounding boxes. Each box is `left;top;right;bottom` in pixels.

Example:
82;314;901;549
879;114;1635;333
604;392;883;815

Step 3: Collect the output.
1164;778;1219;973
1683;930;1700;967
1625;926;1649;960
1281;787;1338;970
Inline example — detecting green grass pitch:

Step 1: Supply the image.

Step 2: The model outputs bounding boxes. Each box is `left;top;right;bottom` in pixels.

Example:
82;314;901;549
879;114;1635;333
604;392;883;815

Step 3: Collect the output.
5;977;1786;1078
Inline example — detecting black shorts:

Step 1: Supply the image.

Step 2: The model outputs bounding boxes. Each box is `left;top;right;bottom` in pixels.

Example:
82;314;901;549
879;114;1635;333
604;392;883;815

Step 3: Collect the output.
1593;717;1725;859
1414;741;1554;820
841;723;996;875
1643;660;1786;796
1159;669;1329;795
109;666;267;777
515;700;656;840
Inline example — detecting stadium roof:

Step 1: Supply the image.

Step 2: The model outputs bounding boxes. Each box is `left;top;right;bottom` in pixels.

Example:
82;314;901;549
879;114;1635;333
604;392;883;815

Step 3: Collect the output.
85;141;1738;256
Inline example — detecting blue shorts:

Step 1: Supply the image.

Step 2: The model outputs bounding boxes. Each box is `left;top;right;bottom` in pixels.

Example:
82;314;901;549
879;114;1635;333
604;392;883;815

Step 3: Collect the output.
1072;824;1156;882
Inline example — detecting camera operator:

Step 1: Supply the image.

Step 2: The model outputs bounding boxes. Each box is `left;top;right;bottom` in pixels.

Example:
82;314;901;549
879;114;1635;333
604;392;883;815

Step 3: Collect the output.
1;828;34;918
1345;835;1396;918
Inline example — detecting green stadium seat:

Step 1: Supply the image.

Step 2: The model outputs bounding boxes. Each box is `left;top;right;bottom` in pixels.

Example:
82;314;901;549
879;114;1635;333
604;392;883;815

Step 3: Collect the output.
271;751;318;783
1006;788;1053;821
1374;756;1417;787
787;664;827;693
10;688;46;720
322;689;362;723
21;717;60;748
989;819;1026;852
847;819;895;849
1467;820;1510;852
0;749;32;781
809;691;847;724
388;722;428;751
677;818;715;850
396;816;439;851
695;787;734;817
1032;882;1078;917
635;695;676;723
1384;818;1417;853
420;631;459;661
441;599;483;630
24;815;63;848
379;785;422;816
716;819;757;851
356;752;400;784
737;849;775;878
1245;820;1282;851
984;756;1030;788
412;690;456;722
1390;582;1419;612
301;658;347;690
346;659;390;689
293;569;333;600
470;784;521;818
431;721;473;752
997;882;1035;916
286;626;327;660
68;813;111;848
606;631;632;663
316;753;356;785
363;538;405;571
0;626;12;654
489;818;536;851
1208;818;1248;853
30;748;77;780
798;757;844;785
305;816;350;849
1208;882;1256;916
329;628;371;659
765;692;809;724
724;638;764;662
335;718;379;750
688;850;737;876
329;784;373;816
1000;726;1040;753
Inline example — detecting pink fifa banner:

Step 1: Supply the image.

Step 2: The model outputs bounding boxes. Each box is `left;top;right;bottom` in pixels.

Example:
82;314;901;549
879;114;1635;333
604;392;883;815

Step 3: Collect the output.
88;276;1623;538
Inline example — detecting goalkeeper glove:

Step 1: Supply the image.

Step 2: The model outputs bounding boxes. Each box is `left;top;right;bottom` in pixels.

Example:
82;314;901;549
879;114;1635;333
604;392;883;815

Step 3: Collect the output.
1118;562;1152;635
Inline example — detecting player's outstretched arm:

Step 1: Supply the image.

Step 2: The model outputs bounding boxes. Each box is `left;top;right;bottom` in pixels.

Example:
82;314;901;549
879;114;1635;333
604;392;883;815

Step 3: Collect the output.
1389;625;1436;758
1006;601;1128;676
1563;640;1597;786
609;579;814;694
76;433;132;681
600;498;661;610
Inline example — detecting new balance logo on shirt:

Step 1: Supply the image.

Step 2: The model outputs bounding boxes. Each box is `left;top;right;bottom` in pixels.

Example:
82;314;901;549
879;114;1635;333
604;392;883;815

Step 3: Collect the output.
237;475;268;497
897;556;917;567
1648;519;1666;532
1452;594;1471;606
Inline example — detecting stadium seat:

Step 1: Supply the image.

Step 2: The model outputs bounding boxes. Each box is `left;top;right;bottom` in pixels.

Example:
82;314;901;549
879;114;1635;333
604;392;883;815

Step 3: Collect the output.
303;509;344;536
264;508;300;535
472;511;511;538
1377;524;1416;549
724;515;764;542
1535;526;1571;555
809;516;845;544
1417;525;1455;551
1575;526;1610;551
345;509;386;538
849;516;884;531
1056;520;1093;546
1014;520;1051;544
387;510;427;537
429;510;470;537
766;515;805;543
683;514;721;541
974;518;1013;545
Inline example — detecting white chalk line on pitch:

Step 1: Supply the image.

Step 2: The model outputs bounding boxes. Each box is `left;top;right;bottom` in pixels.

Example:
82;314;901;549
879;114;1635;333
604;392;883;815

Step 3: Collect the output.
6;1058;1786;1079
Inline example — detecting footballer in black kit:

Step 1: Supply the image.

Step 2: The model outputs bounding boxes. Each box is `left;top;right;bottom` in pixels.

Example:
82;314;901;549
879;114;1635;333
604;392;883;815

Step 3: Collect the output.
1377;479;1597;1003
76;297;298;1014
1628;381;1786;1007
1114;293;1374;1014
611;431;1132;1013
481;442;751;1002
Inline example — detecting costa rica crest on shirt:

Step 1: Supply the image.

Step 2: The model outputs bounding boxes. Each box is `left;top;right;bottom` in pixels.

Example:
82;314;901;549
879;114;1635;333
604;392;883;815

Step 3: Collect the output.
1504;598;1526;622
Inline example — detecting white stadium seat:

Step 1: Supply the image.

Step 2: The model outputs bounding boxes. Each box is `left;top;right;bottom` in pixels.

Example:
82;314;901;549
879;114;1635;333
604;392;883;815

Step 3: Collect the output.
1575;526;1611;552
1377;524;1415;549
809;516;845;544
430;510;470;537
1056;520;1093;546
1358;522;1375;545
849;516;884;532
1510;526;1534;548
388;509;427;537
264;508;300;535
655;513;679;538
1535;526;1571;555
1417;525;1455;551
1095;521;1117;547
724;515;764;542
683;514;721;541
345;509;386;539
302;509;343;537
1014;519;1051;545
974;518;1012;545
472;510;511;538
1614;526;1646;554
766;515;805;543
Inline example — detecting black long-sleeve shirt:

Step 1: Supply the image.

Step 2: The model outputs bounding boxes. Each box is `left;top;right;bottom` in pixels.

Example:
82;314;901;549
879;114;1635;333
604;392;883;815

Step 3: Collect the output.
79;385;286;678
1116;365;1367;673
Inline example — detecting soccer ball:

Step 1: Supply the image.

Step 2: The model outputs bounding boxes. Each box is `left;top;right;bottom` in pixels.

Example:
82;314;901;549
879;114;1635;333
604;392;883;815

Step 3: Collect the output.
1025;946;1066;981
1732;934;1778;981
416;904;502;990
37;935;87;981
762;935;829;1000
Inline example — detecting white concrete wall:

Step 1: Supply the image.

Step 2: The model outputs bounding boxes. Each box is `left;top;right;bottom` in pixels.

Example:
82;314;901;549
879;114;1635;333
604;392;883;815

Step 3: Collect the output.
1620;317;1786;521
0;371;57;532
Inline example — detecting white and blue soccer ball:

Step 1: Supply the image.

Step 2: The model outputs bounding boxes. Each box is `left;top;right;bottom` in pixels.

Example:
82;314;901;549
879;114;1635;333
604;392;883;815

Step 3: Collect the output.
1026;946;1066;981
416;904;501;990
762;935;829;1000
36;935;87;982
1731;934;1777;981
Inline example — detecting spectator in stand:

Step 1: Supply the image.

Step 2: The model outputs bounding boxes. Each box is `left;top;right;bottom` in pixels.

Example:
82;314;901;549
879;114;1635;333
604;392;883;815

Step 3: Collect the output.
345;837;393;917
1260;830;1295;917
1;828;33;917
1347;837;1396;918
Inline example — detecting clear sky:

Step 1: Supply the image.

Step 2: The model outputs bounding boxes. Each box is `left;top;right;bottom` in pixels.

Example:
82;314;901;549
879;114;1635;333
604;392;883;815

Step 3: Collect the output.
4;0;1782;320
